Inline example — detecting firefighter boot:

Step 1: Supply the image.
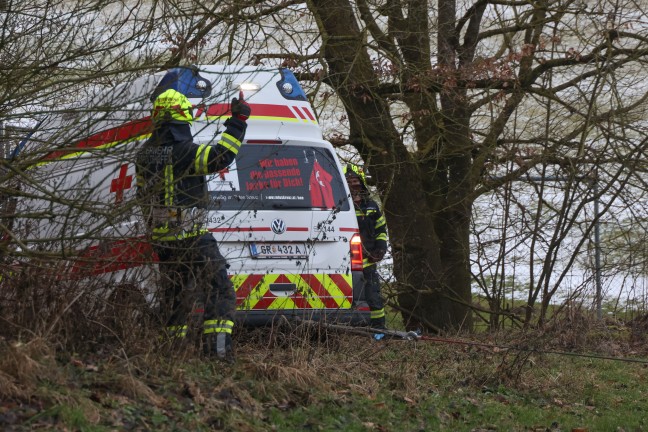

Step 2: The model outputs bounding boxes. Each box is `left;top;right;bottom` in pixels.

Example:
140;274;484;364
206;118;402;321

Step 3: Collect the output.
203;333;234;363
370;317;386;330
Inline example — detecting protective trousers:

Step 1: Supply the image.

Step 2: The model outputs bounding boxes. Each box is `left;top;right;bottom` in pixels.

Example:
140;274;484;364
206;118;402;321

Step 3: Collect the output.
363;265;386;329
154;234;236;346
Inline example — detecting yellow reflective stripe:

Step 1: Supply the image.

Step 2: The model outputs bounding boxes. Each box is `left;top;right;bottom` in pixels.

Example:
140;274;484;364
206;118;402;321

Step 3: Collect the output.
167;324;188;338
267;297;297;310
151;226;207;242
203;319;234;334
195;144;210;174
314;273;351;308
164;164;174;206
230;274;260;311
370;308;385;319
245;274;273;310
355;210;364;217
264;274;301;310
221;320;235;328
335;274;353;308
363;259;376;268
232;273;354;310
218;133;242;154
376;233;388;241
375;215;386;228
290;274;326;309
29;133;152;168
153;224;169;234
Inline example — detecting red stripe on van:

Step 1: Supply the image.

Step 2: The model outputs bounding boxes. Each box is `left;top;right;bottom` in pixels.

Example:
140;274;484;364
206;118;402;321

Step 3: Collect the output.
42;102;300;162
70;239;156;276
209;227;272;233
204;103;296;119
273;275;309;309
328;273;353;297
300;274;341;308
209;227;308;233
301;107;316;121
292;106;307;120
339;227;359;232
234;274;265;304
251;296;276;310
44;117;152;161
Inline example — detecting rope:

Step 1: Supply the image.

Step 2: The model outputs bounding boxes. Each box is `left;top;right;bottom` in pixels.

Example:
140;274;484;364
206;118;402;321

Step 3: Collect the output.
416;334;648;365
301;319;648;365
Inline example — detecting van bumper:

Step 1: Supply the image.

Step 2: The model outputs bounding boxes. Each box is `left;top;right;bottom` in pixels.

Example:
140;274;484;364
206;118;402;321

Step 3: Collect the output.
235;308;371;327
234;270;371;327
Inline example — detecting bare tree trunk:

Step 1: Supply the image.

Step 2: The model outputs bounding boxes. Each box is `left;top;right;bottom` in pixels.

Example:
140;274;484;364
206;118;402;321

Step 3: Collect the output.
308;0;473;332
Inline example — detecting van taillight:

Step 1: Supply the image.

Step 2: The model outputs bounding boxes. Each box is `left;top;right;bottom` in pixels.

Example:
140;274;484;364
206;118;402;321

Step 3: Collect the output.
350;234;363;271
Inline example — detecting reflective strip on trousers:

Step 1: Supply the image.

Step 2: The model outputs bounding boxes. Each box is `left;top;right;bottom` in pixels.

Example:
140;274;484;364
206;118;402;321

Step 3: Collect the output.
203;319;234;335
370;308;385;319
167;324;188;339
215;333;227;358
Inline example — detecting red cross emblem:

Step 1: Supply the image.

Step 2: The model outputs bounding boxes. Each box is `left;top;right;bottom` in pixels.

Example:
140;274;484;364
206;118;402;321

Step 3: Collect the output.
110;164;133;204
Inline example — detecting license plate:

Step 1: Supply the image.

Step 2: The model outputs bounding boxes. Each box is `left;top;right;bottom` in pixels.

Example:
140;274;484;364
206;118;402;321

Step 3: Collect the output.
250;242;308;259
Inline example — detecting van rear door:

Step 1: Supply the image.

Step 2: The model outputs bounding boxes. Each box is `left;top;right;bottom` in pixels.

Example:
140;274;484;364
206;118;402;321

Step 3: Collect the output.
205;141;358;316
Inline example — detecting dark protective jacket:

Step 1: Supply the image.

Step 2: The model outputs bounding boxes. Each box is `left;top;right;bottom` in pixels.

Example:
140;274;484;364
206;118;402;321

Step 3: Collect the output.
356;198;388;268
347;168;388;268
136;118;246;241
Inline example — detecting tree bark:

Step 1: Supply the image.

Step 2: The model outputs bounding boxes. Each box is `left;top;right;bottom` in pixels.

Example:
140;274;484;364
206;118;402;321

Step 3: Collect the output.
308;0;473;332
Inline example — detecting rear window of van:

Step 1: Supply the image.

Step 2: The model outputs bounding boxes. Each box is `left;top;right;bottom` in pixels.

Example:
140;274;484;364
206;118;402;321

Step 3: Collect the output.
207;144;350;211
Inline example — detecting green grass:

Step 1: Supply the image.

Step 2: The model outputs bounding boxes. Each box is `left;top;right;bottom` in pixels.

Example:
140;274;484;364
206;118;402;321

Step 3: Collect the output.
1;326;646;432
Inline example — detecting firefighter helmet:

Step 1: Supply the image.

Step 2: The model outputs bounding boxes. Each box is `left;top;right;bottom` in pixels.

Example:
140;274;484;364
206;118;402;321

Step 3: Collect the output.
151;88;194;125
343;163;367;185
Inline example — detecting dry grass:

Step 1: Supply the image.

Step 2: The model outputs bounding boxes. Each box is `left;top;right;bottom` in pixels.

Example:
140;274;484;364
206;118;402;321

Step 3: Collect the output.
0;337;59;399
0;272;646;430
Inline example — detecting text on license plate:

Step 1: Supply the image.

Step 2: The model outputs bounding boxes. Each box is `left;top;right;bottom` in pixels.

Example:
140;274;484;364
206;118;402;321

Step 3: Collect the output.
250;242;308;258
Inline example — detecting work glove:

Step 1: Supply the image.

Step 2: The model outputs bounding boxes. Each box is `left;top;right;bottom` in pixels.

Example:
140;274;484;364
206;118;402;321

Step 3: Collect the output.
231;91;251;121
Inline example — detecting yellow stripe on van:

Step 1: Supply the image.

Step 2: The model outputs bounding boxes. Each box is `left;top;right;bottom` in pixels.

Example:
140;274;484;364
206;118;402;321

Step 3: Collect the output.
315;274;352;308
30;133;152;168
232;273;353;310
291;274;327;309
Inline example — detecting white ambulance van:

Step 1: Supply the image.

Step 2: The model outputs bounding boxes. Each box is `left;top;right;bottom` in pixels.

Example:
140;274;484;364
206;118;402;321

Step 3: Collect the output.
12;65;370;326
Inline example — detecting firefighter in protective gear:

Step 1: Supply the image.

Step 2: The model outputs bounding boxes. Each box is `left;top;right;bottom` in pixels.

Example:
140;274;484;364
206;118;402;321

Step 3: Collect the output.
344;163;388;329
136;67;251;361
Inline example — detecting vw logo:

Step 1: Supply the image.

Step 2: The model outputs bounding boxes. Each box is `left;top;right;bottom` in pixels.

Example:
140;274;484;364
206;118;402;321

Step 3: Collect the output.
271;218;286;235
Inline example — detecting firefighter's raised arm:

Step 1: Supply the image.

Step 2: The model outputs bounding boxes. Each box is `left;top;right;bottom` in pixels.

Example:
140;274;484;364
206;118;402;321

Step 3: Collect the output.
197;91;252;174
231;90;251;121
